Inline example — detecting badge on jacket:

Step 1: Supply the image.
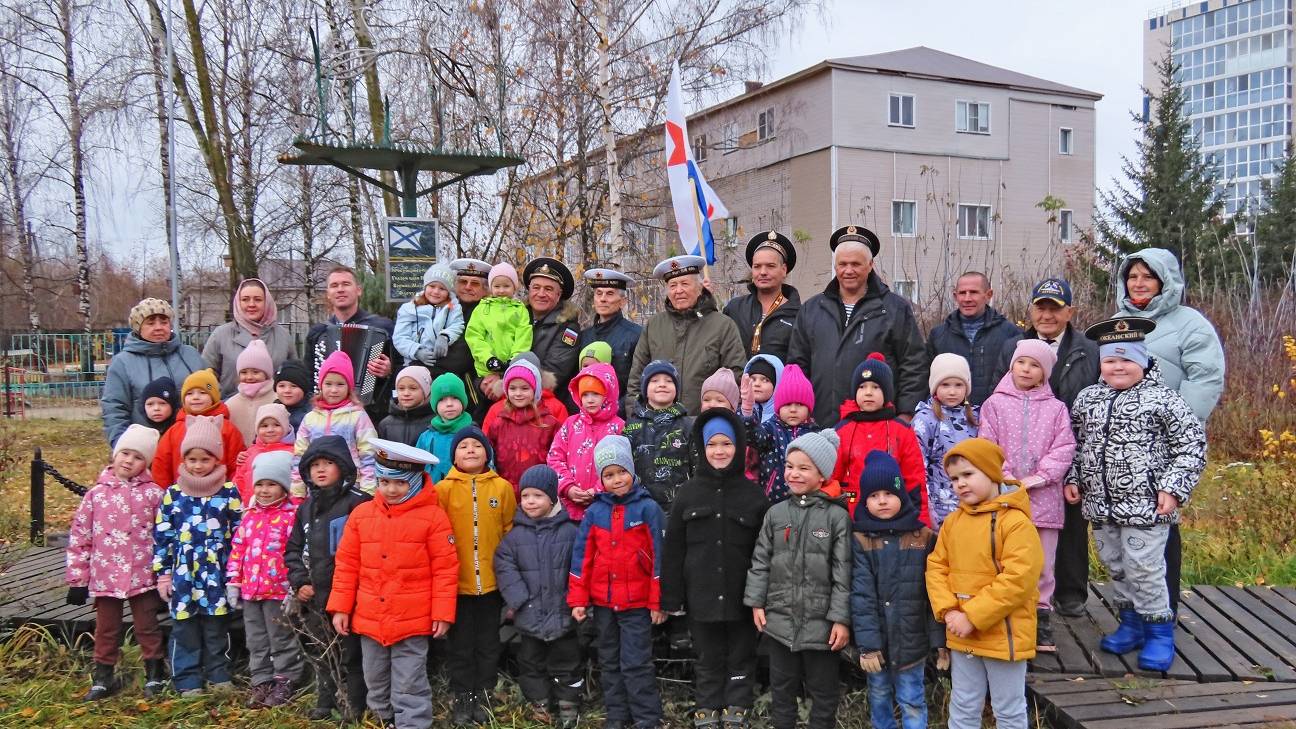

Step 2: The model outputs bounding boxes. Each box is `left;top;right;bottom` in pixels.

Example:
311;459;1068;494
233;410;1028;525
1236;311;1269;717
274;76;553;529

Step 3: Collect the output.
489;498;499;509
811;528;829;539
561;328;578;347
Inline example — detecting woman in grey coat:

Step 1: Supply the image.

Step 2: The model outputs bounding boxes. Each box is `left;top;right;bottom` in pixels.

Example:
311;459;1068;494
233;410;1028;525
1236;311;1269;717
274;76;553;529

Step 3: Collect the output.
101;298;206;446
203;278;298;398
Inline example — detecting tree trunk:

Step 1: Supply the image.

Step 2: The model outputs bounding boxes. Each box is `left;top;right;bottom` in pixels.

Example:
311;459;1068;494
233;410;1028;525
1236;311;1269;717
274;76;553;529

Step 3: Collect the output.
596;0;622;267
299;165;317;315
0;74;39;333
55;0;91;335
350;0;397;217
147;2;177;321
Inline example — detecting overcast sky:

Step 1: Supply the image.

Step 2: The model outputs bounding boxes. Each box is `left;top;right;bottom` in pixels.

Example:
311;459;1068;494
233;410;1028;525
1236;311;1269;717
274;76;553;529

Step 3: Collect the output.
92;0;1157;258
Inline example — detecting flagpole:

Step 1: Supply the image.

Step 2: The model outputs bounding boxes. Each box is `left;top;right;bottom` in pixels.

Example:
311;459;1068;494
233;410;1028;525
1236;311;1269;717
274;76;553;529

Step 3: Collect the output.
691;196;712;282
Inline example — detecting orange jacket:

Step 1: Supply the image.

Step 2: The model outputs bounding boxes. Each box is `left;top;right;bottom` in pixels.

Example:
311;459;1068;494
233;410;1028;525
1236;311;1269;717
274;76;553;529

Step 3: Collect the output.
152;405;246;487
326;477;460;646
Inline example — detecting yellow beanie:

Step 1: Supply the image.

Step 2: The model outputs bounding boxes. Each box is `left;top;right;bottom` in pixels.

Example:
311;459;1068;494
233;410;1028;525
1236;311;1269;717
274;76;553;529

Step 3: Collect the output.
943;437;1006;484
181;369;222;411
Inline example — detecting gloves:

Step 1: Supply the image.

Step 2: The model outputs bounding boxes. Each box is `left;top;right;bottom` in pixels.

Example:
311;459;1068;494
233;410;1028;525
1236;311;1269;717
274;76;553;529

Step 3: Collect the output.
281;594;302;618
486;356;505;373
935;648;951;671
225;585;241;610
156;574;173;601
416;345;438;366
66;586;89;606
433;335;450;359
859;651;885;673
739;373;755;417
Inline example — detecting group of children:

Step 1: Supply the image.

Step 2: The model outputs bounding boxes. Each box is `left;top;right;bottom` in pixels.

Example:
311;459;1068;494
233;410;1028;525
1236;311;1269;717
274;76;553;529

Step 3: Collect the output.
65;312;1205;729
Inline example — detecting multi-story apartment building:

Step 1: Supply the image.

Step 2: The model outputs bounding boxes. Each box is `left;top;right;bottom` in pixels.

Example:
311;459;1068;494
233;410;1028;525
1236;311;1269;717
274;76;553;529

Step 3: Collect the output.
1145;0;1293;215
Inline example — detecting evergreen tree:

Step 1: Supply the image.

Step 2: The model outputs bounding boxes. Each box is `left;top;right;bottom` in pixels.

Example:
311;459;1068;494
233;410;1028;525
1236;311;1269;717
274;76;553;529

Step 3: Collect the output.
1254;144;1296;287
1099;50;1223;290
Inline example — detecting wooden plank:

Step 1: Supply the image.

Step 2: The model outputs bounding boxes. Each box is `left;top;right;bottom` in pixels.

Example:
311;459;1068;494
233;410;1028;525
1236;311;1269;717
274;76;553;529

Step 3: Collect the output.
1065;684;1296;721
1028;676;1194;696
1086;583;1137;676
1169;622;1234;683
1089;582;1199;679
1180;591;1296;681
0;549;67;582
1200;586;1296;670
1175;599;1271;682
0;575;75;614
1082;704;1296;729
1272;586;1296;606
1030;652;1062;673
1046;679;1296;709
1245;585;1296;627
1051;613;1097;675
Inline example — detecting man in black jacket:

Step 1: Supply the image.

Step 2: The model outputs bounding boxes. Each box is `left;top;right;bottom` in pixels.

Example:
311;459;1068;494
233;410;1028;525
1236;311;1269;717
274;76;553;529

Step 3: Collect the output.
786;226;928;426
305;266;396;421
524;258;582;412
925;271;1021;406
576;268;642;406
723;231;801;362
992;277;1099;617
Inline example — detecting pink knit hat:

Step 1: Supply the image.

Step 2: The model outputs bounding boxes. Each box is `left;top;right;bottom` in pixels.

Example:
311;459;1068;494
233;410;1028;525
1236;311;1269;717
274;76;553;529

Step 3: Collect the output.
1011;338;1057;379
504;359;540;393
317;350;355;392
181;414;225;458
254;402;292;441
700;367;740;410
236;338;274;378
394;365;432;400
488;262;519;290
773;364;815;412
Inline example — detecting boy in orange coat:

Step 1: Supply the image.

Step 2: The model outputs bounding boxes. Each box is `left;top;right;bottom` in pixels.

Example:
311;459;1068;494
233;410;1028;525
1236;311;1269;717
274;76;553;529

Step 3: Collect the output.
153;369;245;487
327;438;459;729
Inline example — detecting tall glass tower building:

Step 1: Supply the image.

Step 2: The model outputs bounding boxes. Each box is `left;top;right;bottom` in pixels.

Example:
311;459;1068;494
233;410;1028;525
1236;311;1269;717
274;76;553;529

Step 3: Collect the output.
1146;0;1293;215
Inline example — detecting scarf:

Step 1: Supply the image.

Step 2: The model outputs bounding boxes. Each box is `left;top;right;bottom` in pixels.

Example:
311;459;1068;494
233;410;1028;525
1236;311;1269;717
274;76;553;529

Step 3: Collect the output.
852;499;922;534
843;404;898;423
238;379;274;399
430;411;472;434
176;463;228;498
1129;296;1153;309
232;278;278;337
314;395;353;411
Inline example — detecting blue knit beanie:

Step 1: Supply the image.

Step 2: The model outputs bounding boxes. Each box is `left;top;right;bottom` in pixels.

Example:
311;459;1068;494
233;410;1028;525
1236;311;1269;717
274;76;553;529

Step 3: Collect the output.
852;352;895;404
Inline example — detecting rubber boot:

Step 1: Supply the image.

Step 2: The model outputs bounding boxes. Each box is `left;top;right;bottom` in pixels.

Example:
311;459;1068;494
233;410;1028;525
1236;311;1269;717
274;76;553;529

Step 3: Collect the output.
143;658;169;698
83;663;118;702
1138;618;1176;672
1100;608;1144;654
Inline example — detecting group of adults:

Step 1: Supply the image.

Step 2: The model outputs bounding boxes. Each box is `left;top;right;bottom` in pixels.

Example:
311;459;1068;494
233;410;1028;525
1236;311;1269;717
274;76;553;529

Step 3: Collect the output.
100;226;1224;615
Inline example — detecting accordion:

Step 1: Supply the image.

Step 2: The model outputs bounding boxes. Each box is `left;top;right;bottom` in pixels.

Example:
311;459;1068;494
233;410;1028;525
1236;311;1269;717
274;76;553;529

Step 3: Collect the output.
313;323;390;405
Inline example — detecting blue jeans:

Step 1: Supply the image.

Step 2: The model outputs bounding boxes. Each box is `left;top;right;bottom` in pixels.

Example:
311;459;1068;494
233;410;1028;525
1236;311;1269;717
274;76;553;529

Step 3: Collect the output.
867;661;926;729
592;607;662;727
169;614;231;691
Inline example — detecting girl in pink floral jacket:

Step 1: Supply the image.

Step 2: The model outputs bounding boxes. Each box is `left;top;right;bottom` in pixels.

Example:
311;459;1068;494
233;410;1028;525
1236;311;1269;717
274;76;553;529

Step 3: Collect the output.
225;449;306;707
547;362;624;520
65;424;168;700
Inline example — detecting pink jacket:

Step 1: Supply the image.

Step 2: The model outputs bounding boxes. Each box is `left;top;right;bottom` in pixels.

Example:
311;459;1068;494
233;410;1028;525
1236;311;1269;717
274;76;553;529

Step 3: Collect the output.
226;497;301;601
547;363;624;520
979;372;1077;530
66;466;163;599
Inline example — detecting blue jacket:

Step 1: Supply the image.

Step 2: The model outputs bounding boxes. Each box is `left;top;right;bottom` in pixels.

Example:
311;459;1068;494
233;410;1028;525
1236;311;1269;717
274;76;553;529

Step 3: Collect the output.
744;414;822;504
850;527;945;668
743;354;785;424
494;504;580;641
911;399;979;530
925;307;1022;406
1116;248;1225;422
101;332;206;446
575;311;642;416
568;482;665;611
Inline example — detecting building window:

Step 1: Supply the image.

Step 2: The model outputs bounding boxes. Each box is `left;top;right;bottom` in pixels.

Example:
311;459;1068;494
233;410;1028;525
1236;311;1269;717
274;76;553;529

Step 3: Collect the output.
892;279;918;302
889;94;915;127
1059;127;1074;155
758;108;774;141
891;200;916;236
725;217;738;240
694;134;707;162
956;100;990;134
1059;209;1073;242
957;204;992;239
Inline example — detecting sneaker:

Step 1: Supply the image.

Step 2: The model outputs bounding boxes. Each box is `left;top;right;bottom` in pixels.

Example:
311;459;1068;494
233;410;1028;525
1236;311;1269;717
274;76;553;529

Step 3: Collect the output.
1037;609;1057;653
451;693;474;726
721;706;750;727
557;700;580;728
470;691;491;723
262;676;295;708
246;681;272;708
693;708;721;727
527;701;553;724
179;687;205;698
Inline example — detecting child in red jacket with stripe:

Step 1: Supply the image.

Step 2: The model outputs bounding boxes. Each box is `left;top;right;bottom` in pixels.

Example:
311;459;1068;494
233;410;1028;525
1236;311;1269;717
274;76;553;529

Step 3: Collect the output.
569;435;665;728
832;354;929;526
327;438;459;729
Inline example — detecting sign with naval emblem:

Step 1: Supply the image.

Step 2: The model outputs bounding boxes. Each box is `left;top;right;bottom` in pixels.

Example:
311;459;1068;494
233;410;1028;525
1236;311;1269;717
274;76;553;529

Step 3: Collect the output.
385;216;439;303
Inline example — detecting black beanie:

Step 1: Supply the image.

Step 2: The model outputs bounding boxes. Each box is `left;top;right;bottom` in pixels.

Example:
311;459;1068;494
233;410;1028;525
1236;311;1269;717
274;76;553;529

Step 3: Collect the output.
275;360;313;396
518;464;559;504
141;376;180;411
746;358;778;383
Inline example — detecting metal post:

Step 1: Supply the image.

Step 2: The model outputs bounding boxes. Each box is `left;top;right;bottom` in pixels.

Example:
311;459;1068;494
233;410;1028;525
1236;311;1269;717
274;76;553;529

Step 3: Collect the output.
30;447;44;546
399;165;419;218
2;331;10;418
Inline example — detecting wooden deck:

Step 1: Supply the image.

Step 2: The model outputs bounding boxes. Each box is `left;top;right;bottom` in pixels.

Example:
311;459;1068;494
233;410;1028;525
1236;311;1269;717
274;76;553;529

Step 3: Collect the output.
1029;674;1296;728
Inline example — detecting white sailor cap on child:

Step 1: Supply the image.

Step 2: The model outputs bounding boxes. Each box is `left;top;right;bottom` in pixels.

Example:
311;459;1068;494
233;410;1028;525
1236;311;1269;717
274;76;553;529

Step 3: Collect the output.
450;258;492;280
370;437;439;472
652;255;706;281
584;268;633;290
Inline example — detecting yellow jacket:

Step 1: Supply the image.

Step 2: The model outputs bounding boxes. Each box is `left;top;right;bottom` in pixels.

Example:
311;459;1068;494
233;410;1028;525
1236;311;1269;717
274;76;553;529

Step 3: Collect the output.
434;467;517;595
926;483;1042;661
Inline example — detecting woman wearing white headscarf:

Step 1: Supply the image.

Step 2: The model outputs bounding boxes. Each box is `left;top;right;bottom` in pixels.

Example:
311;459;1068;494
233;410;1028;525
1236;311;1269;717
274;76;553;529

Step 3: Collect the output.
203;278;298;397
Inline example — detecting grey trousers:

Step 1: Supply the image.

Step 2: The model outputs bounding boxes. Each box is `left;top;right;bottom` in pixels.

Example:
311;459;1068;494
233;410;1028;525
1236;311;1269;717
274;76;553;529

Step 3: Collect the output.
243;598;306;685
1093;523;1173;620
947;651;1028;729
360;635;433;728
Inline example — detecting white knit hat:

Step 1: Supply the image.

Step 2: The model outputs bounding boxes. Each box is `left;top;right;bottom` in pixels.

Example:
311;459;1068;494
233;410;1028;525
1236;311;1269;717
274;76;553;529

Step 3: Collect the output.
422;264;455;291
928;353;973;395
114;424;160;465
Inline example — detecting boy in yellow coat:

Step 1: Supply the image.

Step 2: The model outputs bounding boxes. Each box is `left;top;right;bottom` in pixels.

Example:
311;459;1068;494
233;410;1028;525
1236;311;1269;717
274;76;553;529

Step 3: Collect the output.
926;438;1042;729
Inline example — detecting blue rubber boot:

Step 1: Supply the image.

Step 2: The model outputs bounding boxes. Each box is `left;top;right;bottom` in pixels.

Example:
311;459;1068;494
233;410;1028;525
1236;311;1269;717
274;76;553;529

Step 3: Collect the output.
1138;619;1176;672
1100;609;1145;654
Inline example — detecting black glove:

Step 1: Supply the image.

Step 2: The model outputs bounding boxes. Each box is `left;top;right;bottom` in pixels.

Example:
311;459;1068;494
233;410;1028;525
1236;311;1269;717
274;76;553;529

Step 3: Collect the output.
66;586;89;606
486;356;505;373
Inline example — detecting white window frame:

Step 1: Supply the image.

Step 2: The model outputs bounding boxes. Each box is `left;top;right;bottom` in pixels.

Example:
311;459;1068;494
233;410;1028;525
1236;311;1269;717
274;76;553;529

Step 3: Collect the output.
758;108;774;141
1059;209;1074;242
892;279;919;302
694;133;707;162
891;200;916;237
957;204;993;239
1059;127;1074;155
956;100;991;134
725;217;738;239
888;93;915;128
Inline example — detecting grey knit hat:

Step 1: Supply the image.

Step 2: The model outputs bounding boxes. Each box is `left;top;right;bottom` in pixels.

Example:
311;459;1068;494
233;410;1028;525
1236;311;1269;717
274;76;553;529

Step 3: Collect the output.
786;428;841;478
593;434;636;479
251;450;293;492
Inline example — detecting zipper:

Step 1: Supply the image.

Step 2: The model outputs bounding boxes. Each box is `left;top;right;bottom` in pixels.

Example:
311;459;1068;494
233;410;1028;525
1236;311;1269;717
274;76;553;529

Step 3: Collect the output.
471;476;482;594
990;511;1014;660
1097;391;1120;520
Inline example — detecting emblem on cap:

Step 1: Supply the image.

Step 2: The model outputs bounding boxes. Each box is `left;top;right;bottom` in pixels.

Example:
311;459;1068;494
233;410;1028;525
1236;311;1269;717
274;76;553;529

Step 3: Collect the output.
767;231;777;240
670;260;680;270
377;449;389;459
861;370;872;379
847;226;857;234
466;264;478;272
539;264;551;275
1039;280;1062;295
1114;320;1130;333
595;271;605;279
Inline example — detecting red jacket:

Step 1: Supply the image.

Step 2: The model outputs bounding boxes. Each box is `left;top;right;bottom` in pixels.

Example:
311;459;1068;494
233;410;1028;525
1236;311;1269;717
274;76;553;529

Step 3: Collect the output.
326;477;460;646
484;404;561;493
232;441;295;503
568;483;664;611
482;388;568;433
831;400;930;526
153;405;247;487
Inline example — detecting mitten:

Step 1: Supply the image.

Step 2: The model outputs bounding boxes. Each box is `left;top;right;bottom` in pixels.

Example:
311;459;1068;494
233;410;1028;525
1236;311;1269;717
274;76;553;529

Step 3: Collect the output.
433;335;450;358
859;651;884;673
935;648;951;671
416;345;438;366
66;586;89;606
225;585;241;610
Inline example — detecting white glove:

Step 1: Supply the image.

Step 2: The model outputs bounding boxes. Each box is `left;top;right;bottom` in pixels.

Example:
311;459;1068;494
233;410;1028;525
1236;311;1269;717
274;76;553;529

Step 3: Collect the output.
225;585;241;610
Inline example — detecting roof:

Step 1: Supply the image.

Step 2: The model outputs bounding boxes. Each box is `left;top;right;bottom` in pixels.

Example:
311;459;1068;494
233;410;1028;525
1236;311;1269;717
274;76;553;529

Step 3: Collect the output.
828;46;1101;100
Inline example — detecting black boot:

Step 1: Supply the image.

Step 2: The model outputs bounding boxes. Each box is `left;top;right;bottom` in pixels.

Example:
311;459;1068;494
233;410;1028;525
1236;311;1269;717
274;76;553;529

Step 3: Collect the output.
451;693;474;726
142;658;168;698
83;663;118;702
470;690;491;723
1037;609;1056;653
